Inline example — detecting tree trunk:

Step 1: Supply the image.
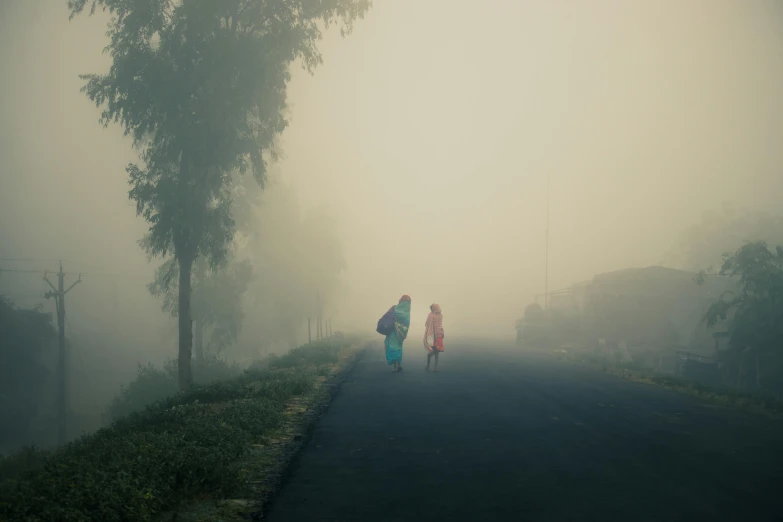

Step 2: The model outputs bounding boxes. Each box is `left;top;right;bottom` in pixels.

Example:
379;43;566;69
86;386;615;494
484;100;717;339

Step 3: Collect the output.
193;259;206;364
178;256;194;391
194;318;204;363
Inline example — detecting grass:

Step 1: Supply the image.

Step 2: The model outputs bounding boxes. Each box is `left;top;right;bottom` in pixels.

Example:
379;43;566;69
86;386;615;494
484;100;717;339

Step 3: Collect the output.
0;337;367;522
554;347;783;418
613;370;783;418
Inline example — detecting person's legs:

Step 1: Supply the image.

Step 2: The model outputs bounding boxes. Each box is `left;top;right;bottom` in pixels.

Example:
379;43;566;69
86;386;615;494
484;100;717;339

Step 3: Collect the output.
426;351;433;371
433;351;440;372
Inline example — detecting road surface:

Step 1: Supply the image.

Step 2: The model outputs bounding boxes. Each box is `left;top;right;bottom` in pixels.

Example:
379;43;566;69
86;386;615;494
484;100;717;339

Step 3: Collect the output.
265;340;783;522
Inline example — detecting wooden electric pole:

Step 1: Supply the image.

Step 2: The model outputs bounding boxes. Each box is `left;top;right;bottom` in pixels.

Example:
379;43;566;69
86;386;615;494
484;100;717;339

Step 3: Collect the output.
44;262;81;446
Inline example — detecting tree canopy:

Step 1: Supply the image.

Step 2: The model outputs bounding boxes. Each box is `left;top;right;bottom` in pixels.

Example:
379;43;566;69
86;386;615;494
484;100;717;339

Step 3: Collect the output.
69;0;370;389
148;256;254;357
0;298;56;452
704;241;783;391
704;241;783;354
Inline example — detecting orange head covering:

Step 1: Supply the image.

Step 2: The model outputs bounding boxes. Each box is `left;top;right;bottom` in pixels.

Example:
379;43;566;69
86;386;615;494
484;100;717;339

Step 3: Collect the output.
399;295;411;303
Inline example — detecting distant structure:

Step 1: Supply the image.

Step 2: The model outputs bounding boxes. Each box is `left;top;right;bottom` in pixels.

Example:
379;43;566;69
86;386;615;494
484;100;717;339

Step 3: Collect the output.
522;266;735;377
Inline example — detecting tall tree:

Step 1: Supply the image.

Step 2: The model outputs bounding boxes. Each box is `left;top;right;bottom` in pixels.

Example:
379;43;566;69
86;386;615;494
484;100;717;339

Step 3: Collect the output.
0;298;56;452
148;255;254;361
149;170;260;362
69;0;371;390
704;241;783;390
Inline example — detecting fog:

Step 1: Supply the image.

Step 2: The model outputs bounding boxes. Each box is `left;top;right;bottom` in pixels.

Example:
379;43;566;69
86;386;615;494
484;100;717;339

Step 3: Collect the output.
2;0;783;358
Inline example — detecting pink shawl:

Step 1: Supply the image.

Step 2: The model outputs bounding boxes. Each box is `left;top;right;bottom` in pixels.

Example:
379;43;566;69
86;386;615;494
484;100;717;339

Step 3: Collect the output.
423;303;444;350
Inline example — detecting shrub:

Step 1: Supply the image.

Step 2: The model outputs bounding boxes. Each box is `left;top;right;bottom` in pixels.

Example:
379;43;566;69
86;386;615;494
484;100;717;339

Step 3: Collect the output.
0;339;358;521
268;340;342;370
106;358;242;422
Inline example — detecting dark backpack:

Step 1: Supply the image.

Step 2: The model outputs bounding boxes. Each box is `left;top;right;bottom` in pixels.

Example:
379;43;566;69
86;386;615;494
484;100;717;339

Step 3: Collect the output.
376;306;395;336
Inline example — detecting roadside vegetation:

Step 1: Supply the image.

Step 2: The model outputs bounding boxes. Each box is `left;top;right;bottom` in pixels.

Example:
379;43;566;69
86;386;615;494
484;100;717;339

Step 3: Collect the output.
556;347;783;417
518;204;783;417
0;338;365;522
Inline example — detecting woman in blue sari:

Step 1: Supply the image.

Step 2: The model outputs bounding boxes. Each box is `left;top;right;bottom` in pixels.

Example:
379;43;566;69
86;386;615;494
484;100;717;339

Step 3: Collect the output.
385;295;411;372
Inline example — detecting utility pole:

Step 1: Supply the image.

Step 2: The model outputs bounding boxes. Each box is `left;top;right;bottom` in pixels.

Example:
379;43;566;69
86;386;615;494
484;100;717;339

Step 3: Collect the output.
308;317;312;344
44;262;81;446
111;280;119;335
316;291;322;340
544;173;550;309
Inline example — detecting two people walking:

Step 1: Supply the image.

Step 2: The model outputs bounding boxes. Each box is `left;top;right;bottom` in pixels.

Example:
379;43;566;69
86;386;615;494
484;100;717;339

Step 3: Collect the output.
377;295;444;373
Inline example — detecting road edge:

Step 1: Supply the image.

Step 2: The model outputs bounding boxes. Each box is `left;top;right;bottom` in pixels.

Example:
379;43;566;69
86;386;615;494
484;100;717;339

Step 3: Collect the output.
248;340;372;520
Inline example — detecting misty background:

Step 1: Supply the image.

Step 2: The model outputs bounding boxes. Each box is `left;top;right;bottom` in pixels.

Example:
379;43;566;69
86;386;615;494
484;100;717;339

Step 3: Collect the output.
2;0;783;446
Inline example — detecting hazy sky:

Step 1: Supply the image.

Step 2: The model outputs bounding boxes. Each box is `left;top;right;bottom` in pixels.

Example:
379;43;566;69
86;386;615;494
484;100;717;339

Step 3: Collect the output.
2;0;783;340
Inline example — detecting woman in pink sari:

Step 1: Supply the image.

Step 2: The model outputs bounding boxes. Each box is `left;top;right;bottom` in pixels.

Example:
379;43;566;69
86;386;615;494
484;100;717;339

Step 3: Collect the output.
423;303;444;372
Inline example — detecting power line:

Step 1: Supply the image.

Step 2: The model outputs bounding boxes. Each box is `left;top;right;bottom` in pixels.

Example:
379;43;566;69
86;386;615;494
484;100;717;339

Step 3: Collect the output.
81;271;146;279
0;257;58;263
1;257;120;272
2;293;46;299
61;259;111;271
1;267;147;280
1;257;104;268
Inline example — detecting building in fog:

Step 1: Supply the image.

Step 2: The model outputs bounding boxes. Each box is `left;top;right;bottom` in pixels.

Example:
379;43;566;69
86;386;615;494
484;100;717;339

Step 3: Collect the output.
528;266;735;375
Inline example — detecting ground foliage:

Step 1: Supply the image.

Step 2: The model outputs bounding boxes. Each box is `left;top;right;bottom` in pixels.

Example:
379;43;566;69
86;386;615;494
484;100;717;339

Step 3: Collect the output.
105;357;244;422
0;338;356;522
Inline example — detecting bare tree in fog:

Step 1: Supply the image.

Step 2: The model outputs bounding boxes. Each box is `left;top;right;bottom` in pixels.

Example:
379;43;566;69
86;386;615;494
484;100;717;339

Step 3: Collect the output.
67;0;370;390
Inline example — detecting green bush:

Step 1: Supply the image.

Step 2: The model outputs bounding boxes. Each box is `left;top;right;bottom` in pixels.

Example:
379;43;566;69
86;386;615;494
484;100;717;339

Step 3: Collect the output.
268;340;342;370
0;446;46;482
0;298;57;453
0;340;357;522
106;358;242;422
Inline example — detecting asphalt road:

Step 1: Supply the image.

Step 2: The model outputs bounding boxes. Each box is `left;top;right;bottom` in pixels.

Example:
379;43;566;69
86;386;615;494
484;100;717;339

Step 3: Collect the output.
265;340;783;522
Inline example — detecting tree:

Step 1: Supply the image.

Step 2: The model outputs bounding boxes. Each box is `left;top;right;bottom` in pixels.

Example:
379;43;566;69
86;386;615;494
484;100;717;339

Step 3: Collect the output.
149;171;260;362
704;241;783;391
149;255;254;361
515;303;548;347
0;298;56;452
69;0;371;390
